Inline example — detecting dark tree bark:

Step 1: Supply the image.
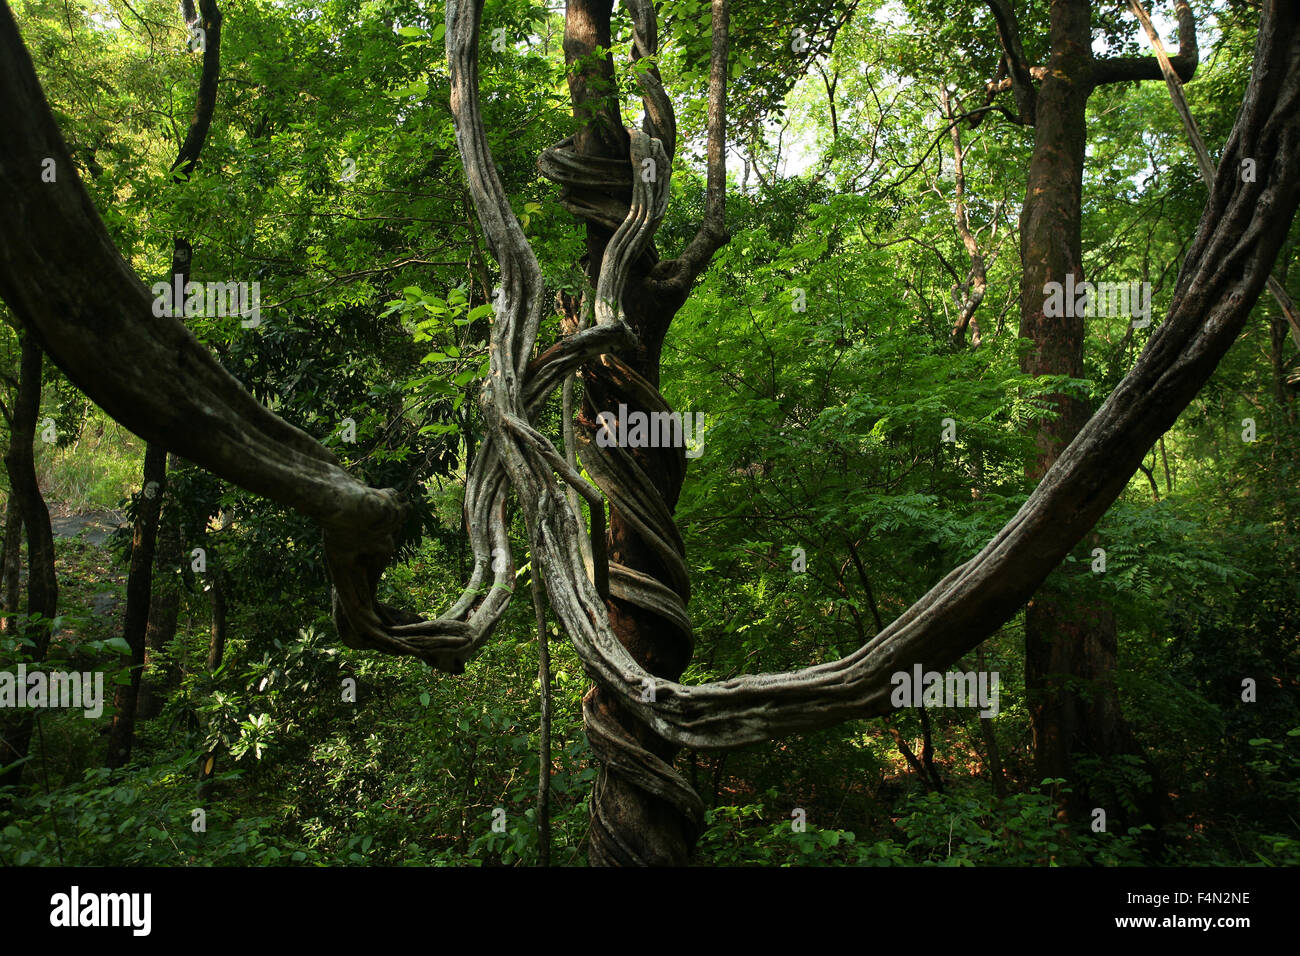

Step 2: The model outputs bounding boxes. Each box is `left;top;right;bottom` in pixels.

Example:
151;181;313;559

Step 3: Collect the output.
1017;0;1107;809
105;440;165;768
0;334;57;793
206;570;226;673
1013;0;1194;826
0;493;21;633
197;568;226;802
975;647;1007;797
986;0;1039;124
136;467;183;721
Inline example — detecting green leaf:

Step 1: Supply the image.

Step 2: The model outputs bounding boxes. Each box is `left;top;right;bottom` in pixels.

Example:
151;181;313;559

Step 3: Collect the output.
419;423;459;436
391;80;427;99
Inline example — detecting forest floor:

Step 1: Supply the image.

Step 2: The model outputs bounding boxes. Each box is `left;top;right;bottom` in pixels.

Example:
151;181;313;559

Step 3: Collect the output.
40;506;128;648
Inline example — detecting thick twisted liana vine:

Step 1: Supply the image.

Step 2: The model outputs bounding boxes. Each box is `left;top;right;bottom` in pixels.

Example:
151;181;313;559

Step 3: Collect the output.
436;0;1300;755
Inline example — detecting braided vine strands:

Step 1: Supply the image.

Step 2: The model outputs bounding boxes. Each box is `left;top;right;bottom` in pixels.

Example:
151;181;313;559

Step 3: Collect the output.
451;0;702;861
325;317;634;672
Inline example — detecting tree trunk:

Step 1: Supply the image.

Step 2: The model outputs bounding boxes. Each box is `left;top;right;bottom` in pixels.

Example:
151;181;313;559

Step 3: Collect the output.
975;647;1007;797
0;334;57;793
105;439;166;768
0;494;21;633
1018;0;1160;826
207;570;226;673
560;0;704;866
124;242;191;734
197;569;226;802
136;460;183;721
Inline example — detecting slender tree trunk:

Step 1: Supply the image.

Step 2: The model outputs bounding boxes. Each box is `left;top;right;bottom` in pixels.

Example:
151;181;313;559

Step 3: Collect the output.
137;464;183;721
107;236;187;769
0;495;21;633
917;705;944;792
975;647;1007;797
0;334;57;794
105;439;166;768
941;85;989;347
887;715;943;792
197;569;226;802
206;570;226;673
531;570;551;867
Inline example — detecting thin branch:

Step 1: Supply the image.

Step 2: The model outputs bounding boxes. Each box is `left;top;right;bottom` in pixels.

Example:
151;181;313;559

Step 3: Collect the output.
1093;0;1198;87
985;0;1037;123
1127;0;1300;348
668;0;730;286
171;0;222;182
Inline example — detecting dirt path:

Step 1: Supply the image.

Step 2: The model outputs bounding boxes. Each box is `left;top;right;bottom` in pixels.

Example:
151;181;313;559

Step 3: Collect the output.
48;508;128;547
37;507;131;630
